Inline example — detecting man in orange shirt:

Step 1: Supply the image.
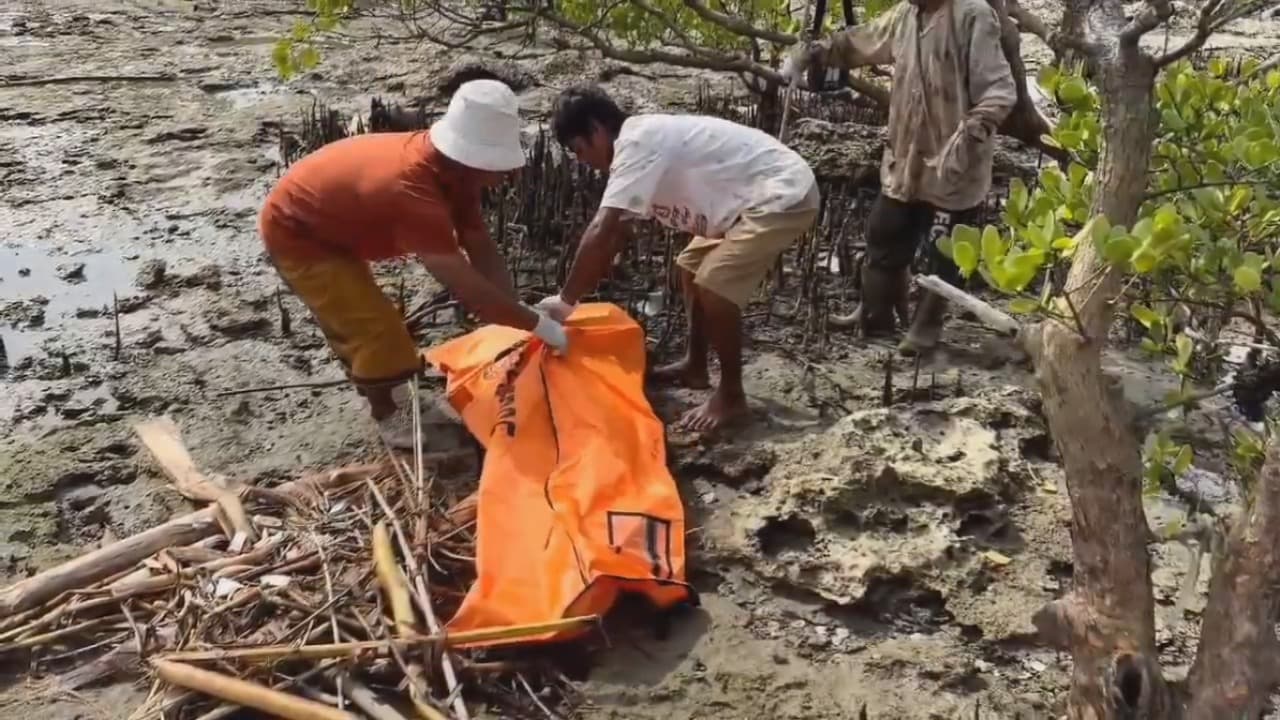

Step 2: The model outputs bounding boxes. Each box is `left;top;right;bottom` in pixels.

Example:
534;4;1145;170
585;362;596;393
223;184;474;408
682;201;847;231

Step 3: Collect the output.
259;79;567;449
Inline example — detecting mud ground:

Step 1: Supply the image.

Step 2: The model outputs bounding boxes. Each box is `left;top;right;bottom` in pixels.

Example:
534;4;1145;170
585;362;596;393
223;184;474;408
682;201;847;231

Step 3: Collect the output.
2;2;1278;718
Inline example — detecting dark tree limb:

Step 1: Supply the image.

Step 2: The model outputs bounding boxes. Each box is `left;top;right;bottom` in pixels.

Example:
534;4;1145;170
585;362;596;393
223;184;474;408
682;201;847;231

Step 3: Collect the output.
632;0;725;60
0;74;178;87
987;0;1070;161
1184;436;1280;719
338;0;528;50
681;0;795;45
532;7;892;106
1120;0;1175;45
1155;0;1272;67
536;8;769;74
1154;0;1225;66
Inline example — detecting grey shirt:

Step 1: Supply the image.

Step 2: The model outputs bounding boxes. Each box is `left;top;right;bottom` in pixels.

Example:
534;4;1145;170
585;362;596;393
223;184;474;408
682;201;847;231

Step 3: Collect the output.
823;0;1017;210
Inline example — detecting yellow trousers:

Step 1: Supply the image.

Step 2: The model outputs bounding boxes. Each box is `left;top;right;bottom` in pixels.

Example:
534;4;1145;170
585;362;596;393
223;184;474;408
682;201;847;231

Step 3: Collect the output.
269;249;422;387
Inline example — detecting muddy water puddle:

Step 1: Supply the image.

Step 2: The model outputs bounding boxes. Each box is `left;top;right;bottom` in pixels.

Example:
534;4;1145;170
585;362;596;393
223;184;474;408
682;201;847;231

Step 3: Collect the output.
1;245;133;364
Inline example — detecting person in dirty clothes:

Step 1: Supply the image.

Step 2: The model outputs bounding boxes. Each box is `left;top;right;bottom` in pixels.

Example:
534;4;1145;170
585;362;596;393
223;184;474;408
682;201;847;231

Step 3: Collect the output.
537;84;820;433
257;80;567;450
783;0;1016;355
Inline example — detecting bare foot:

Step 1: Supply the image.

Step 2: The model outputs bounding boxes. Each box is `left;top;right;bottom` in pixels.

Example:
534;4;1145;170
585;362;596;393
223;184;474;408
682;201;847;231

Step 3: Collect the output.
648;357;711;389
678;389;750;433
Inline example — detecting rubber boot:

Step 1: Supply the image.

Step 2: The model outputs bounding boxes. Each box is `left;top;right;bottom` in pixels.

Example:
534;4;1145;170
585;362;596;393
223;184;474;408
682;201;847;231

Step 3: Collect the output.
893;268;912;328
376;381;468;453
830;264;901;336
898;291;948;356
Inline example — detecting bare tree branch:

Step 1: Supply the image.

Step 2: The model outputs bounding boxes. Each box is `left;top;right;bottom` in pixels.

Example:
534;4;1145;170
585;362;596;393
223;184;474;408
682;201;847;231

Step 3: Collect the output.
1156;0;1272;67
1155;0;1228;66
632;0;725;60
531;6;892;106
535;8;775;76
682;0;796;46
1256;52;1280;74
340;1;530;50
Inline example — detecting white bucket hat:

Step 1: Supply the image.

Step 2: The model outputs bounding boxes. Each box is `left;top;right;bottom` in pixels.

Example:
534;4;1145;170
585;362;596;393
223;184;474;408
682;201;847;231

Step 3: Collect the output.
429;79;526;172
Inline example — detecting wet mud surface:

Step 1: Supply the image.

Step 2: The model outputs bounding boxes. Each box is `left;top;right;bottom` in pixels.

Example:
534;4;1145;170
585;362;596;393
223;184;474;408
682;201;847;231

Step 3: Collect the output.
2;2;1278;718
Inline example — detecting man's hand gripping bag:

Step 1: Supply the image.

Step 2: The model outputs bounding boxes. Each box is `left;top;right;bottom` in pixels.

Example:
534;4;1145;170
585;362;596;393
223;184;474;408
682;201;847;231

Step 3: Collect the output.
425;303;694;647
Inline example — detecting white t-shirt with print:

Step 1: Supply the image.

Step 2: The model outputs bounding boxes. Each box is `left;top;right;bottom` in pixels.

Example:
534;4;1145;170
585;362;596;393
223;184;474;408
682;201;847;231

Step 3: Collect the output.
598;114;817;239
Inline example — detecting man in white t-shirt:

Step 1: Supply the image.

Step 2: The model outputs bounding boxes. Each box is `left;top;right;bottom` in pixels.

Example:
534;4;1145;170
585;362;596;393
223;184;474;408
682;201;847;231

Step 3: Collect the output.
537;85;820;433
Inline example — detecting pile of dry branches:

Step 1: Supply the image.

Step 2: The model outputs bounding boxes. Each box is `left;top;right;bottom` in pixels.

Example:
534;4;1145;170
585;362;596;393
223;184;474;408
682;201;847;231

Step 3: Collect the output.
0;418;598;719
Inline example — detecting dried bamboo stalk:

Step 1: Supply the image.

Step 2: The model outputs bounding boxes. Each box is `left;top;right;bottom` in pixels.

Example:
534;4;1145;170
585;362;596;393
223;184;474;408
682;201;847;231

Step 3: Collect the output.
153;659;357;720
368;475;468;719
186;631;341;720
156;615;600;664
372;523;417;637
373;521;445;720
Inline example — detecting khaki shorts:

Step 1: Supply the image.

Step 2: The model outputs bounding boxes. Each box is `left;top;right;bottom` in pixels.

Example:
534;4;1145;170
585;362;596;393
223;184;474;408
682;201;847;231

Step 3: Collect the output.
675;185;820;308
268;245;422;387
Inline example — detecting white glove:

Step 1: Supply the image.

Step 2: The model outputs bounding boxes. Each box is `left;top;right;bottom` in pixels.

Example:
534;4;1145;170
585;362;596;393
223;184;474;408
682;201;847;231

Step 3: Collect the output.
532;312;569;355
535;294;576;323
780;41;823;87
779;52;804;87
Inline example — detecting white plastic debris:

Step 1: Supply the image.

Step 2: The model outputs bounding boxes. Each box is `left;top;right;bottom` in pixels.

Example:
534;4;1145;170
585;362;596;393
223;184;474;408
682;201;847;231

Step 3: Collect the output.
212;578;244;598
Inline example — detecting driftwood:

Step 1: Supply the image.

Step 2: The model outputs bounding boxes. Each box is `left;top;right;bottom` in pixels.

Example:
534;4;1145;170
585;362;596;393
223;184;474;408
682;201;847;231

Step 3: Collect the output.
0;452;593;717
0;465;380;616
153;660;358;720
134;416;257;548
0;507;220;616
914;274;1021;337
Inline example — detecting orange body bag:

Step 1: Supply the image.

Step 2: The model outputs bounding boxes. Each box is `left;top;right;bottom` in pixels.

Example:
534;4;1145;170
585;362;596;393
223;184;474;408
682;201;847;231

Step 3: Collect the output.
426;303;694;646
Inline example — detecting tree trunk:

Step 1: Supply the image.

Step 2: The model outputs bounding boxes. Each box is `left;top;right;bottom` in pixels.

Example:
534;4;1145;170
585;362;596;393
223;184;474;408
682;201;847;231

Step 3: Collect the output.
1028;28;1179;719
1184;437;1280;718
1026;8;1280;710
